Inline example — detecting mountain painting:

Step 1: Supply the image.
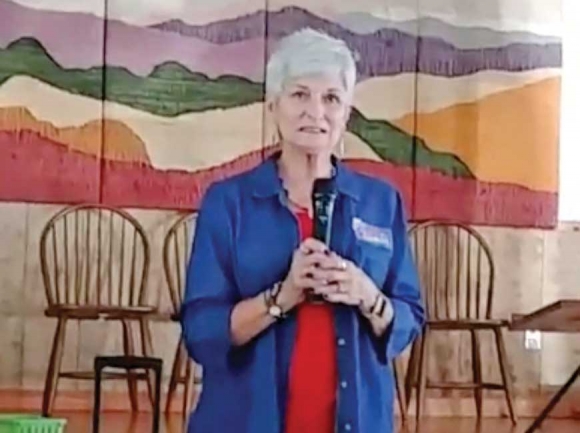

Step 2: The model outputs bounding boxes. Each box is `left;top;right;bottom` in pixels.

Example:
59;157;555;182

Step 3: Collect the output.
0;0;562;227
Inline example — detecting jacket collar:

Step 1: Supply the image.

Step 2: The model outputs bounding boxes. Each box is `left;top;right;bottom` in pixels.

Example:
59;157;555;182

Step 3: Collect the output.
251;151;360;201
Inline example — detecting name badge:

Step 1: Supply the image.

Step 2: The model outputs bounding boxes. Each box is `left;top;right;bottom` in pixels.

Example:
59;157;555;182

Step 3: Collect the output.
352;217;393;250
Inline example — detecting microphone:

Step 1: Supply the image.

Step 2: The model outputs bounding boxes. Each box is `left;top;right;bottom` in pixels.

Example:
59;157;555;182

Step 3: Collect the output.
307;177;338;302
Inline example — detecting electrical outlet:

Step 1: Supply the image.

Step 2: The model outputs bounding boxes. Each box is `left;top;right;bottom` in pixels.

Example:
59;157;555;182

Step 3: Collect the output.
524;330;542;351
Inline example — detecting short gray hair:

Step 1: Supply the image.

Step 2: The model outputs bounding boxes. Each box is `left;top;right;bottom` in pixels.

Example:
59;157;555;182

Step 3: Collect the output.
265;28;357;102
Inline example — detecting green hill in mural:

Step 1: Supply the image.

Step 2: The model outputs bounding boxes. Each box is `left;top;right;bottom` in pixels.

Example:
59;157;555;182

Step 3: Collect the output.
0;37;472;178
0;38;105;98
348;109;472;177
0;38;263;113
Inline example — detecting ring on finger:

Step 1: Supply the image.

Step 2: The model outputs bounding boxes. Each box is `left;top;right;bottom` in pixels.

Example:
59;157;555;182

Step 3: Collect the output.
340;260;347;270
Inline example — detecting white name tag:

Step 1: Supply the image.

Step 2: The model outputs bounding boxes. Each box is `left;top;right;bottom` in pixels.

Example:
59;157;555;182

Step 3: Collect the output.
352;217;393;249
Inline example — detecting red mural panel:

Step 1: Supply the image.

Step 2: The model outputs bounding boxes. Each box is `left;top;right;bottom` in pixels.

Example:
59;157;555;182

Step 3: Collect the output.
0;0;105;204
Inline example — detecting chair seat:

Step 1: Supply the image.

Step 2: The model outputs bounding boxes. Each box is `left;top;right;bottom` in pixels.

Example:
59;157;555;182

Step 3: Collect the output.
426;380;505;390
427;318;509;330
45;305;157;320
60;370;147;380
95;355;163;371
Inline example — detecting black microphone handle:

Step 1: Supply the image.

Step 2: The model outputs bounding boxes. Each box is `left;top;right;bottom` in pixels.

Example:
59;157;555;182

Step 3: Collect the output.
312;177;337;245
312;191;337;245
308;179;337;302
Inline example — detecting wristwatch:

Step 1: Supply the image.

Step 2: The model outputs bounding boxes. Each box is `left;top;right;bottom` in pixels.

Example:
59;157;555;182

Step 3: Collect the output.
265;282;286;320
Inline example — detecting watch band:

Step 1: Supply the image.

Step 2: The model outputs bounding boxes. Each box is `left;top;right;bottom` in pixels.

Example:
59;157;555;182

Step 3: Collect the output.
265;282;286;320
271;281;283;300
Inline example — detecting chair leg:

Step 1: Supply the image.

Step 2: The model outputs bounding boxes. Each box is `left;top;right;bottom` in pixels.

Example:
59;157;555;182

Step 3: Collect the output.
139;318;155;406
153;362;162;433
471;330;483;419
191;362;203;410
415;330;430;423
183;359;196;421
165;338;184;413
393;357;408;423
93;358;104;433
42;317;67;417
494;327;517;424
405;338;421;409
122;320;139;412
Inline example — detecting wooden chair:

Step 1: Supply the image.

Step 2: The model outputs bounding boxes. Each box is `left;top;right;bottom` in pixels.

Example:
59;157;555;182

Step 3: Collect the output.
163;213;201;416
40;204;156;416
405;221;517;424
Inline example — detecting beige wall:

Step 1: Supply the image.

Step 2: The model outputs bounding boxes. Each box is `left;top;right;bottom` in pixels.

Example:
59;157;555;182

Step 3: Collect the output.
0;202;579;395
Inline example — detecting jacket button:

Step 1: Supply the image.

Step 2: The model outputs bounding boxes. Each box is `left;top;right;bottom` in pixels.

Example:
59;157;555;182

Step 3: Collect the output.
341;380;348;389
344;423;352;431
337;338;346;346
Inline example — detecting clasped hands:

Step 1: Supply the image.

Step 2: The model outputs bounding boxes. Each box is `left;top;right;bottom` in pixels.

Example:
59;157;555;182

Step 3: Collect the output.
277;238;380;314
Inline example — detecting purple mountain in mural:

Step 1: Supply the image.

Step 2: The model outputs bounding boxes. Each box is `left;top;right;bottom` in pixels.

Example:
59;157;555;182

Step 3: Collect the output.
0;0;561;81
105;23;264;79
335;13;561;48
0;0;264;79
151;6;562;78
149;11;268;43
0;0;105;66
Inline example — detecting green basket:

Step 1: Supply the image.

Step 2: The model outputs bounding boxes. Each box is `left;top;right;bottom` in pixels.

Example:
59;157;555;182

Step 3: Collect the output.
0;414;66;433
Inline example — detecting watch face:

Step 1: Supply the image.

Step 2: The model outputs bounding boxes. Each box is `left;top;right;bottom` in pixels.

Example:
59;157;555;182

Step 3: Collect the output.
269;305;282;318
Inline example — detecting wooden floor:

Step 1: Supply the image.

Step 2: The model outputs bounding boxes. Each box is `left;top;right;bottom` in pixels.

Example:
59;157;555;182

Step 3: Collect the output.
48;412;580;433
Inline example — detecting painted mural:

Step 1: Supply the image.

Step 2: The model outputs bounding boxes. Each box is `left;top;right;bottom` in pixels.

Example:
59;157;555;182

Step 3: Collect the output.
0;0;562;227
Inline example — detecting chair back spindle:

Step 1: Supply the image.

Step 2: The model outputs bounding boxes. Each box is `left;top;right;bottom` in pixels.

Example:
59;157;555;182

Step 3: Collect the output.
163;213;198;316
409;221;494;321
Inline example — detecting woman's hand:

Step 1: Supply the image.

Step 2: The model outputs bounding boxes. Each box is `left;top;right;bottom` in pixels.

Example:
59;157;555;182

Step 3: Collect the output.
310;253;380;313
311;253;394;336
276;238;333;311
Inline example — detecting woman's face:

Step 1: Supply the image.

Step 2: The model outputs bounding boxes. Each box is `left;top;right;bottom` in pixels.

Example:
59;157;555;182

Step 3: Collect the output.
271;73;351;156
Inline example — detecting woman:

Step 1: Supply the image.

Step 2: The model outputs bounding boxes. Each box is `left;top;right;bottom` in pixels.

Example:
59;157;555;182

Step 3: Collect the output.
181;28;424;433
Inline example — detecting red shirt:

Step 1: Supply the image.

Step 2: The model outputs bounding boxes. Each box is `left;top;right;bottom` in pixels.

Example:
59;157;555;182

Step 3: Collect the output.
285;210;337;433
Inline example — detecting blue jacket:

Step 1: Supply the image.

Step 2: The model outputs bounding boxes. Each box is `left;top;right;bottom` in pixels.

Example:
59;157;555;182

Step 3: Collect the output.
181;155;425;433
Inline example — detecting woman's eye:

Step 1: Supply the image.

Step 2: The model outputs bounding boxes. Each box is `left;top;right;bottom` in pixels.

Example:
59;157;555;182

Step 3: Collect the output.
325;94;340;104
292;91;308;99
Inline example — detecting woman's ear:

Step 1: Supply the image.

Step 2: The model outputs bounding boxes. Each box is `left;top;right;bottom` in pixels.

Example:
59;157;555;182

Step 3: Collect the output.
345;105;352;122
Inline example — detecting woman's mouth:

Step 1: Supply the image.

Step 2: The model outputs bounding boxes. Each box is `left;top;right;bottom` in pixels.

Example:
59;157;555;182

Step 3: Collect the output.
299;126;328;134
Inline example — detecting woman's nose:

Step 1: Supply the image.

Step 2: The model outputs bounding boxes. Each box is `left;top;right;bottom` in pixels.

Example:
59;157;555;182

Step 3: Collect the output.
304;97;325;119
